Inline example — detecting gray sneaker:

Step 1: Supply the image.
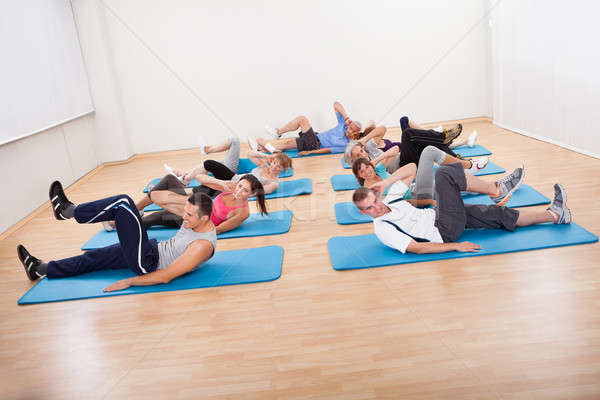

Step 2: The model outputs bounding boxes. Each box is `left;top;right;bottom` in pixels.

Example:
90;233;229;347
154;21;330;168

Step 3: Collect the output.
491;165;525;206
547;183;571;224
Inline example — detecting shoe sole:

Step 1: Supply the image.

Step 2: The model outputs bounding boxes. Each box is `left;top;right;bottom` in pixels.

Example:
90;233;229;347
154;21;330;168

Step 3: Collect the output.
496;167;525;206
49;181;65;220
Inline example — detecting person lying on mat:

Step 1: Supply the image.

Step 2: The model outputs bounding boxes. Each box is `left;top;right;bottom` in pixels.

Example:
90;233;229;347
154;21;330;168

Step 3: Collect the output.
352;163;571;254
344;116;480;174
17;182;217;292
132;173;268;234
251;101;361;156
166;136;292;194
351;145;487;195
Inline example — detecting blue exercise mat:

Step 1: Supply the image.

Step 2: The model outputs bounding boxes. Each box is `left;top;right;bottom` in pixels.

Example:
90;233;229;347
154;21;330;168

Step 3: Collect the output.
328;223;598;270
334;184;551;225
143;178;313;212
331;162;505;191
341;145;493;169
18;245;283;305
143;159;293;192
284;149;343;158
81;210;293;250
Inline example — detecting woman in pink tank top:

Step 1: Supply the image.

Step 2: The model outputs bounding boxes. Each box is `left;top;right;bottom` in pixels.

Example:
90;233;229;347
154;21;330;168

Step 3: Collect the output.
140;174;268;235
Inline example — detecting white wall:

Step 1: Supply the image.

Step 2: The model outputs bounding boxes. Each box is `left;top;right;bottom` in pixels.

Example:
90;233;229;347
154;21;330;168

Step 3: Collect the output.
491;0;600;159
1;0;494;234
74;0;493;155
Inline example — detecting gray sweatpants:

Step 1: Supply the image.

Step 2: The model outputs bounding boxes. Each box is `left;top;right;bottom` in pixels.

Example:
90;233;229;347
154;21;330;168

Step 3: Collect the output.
433;163;519;243
219;137;241;173
415;146;447;200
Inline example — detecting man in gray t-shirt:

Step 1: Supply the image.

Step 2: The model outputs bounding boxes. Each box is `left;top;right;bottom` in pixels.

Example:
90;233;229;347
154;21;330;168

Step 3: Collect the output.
17;182;217;292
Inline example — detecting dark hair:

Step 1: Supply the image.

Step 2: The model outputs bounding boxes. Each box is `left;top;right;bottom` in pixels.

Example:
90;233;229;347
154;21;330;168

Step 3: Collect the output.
359;125;376;139
187;192;213;218
352;187;372;205
239;174;268;215
351;158;373;186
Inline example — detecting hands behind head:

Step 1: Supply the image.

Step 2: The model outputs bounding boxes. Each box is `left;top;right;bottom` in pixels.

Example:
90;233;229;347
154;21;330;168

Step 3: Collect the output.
368;181;386;199
223;181;236;192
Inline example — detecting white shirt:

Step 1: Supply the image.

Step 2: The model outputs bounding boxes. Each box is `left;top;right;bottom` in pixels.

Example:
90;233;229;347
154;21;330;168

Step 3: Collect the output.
373;181;443;253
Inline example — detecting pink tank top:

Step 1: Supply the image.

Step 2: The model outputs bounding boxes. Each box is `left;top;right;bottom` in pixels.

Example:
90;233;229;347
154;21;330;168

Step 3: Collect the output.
210;192;248;226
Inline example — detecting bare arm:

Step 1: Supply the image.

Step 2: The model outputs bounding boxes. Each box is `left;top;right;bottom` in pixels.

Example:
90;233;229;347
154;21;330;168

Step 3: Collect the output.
359;125;387;145
370;146;399;166
215;207;250;234
369;163;417;196
262;181;279;194
103;240;214;291
298;148;332;156
247;150;272;167
333;101;349;120
194;174;231;192
406;240;481;254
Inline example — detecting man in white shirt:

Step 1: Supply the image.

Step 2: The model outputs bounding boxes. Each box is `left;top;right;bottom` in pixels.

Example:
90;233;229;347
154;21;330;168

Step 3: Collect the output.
352;163;571;254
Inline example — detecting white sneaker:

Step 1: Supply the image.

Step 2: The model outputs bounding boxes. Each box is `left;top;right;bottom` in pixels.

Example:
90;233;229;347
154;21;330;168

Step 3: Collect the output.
265;143;278;153
465;156;489;175
264;125;279;139
248;137;258;152
102;221;114;232
198;136;207;155
163;163;183;182
467;130;478;147
433;125;443;132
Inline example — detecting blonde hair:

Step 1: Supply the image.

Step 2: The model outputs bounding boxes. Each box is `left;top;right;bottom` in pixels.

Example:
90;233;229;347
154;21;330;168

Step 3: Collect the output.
273;152;292;170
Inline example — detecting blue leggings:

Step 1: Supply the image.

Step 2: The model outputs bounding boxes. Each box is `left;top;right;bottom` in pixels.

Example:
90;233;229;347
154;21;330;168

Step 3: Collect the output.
47;195;159;278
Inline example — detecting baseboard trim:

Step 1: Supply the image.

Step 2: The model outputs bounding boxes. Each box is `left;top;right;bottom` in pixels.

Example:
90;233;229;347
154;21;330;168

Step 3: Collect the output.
493;120;600;160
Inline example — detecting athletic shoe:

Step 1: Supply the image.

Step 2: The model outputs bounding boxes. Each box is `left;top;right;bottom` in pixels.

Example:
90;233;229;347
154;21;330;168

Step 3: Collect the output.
248;137;259;152
265;143;278;153
264;125;279;139
547;183;571;224
17;245;44;281
467;130;478;147
464;156;489;175
198;136;207;155
491;165;525;206
163;163;183;182
442;124;462;144
433;125;443;133
49;181;74;220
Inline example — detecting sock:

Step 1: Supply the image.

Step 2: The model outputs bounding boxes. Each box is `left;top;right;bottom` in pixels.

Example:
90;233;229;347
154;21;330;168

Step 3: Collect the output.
37;262;48;275
62;203;76;219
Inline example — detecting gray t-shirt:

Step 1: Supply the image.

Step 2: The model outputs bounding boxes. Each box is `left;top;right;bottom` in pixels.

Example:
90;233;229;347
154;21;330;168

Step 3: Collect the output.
157;226;217;270
365;139;383;160
232;166;275;186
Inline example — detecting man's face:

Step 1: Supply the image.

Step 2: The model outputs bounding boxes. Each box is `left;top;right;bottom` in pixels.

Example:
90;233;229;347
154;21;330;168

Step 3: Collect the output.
355;190;388;218
233;179;252;200
182;202;204;229
345;119;361;139
351;145;368;162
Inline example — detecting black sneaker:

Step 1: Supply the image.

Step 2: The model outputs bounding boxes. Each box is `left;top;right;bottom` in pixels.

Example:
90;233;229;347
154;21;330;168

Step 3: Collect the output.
49;181;73;220
17;245;44;281
442;124;463;144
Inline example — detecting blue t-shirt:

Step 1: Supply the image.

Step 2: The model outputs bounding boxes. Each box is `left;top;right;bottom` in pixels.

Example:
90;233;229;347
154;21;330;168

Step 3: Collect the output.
317;112;348;153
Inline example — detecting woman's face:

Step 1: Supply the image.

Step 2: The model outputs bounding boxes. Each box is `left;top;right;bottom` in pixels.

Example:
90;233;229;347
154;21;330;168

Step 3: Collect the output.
269;158;283;174
233;179;252;200
351;145;368;162
357;162;376;181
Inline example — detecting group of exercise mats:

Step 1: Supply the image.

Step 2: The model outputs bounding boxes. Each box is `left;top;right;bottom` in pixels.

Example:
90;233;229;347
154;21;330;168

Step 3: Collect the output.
19;143;598;304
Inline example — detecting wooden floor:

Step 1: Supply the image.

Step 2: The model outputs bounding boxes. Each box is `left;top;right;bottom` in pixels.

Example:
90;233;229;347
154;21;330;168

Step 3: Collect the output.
1;120;600;399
